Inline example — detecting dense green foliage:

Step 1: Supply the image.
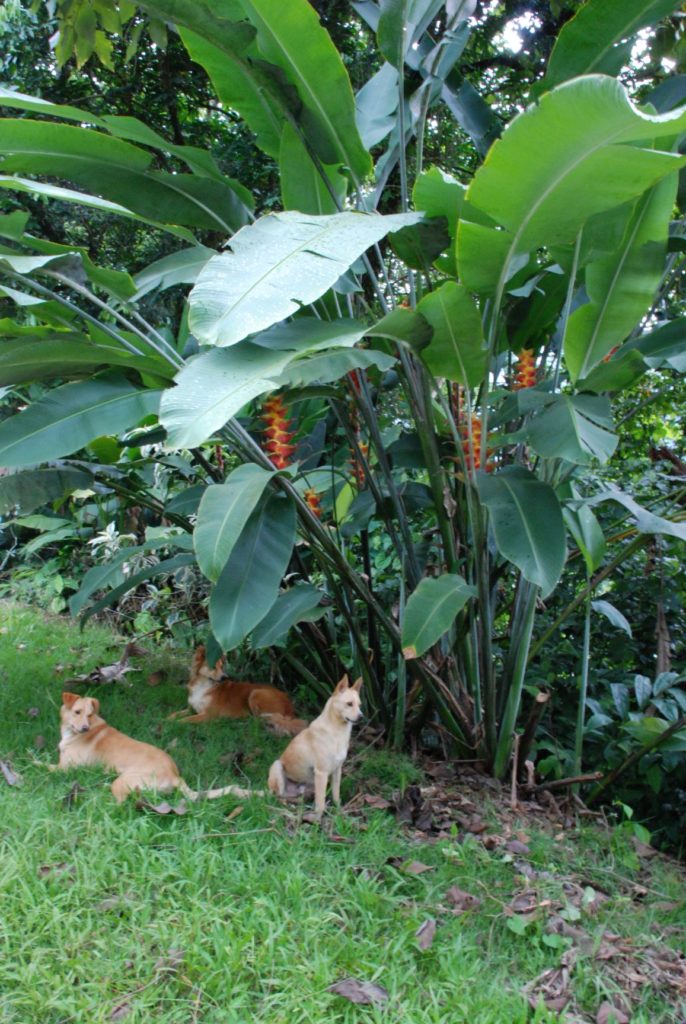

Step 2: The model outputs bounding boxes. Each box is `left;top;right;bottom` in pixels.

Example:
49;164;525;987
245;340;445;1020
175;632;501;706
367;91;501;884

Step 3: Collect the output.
1;0;686;839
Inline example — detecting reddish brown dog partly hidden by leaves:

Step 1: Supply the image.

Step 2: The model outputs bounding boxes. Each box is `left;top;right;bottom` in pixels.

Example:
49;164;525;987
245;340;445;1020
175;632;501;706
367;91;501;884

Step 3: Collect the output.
167;645;307;736
269;674;363;819
58;692;259;803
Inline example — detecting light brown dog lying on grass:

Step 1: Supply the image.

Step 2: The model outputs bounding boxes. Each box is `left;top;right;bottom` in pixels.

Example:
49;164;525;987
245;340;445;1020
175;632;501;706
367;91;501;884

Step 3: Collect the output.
168;646;307;736
58;692;259;803
268;675;363;819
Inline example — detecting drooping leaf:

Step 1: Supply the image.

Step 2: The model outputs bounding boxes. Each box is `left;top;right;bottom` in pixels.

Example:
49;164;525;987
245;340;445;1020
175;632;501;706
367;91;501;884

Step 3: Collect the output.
194;464;276;583
355;62;399;149
160;344;294;449
0;338;174;386
250;584;325;648
458;77;686;295
177;24;284;159
378;0;444;69
274;348;396;389
239;0;372;182
0;175;197;243
133;246;216;299
564;173;677;380
250;318;370;353
188;211;420;347
402;574;476;659
387;217;451;270
625;319;686;373
1;231;136;300
476;466;566;597
589;486;686;542
415;282;486;387
542;0;679;91
525;395;618;465
592;600;633;637
0;468;93;515
561;484;606;574
209;493;296;651
0;376;162;468
279;123;347;216
0;120;250;233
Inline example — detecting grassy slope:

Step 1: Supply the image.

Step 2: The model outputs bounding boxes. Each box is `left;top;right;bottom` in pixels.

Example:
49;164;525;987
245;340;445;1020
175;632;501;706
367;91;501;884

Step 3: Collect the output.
0;602;684;1024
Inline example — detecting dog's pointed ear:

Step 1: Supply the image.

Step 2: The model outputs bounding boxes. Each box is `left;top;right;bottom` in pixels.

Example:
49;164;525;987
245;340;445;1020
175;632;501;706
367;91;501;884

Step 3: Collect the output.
214;658;223;673
334;674;350;693
89;697;100;715
351;677;363;692
62;691;79;708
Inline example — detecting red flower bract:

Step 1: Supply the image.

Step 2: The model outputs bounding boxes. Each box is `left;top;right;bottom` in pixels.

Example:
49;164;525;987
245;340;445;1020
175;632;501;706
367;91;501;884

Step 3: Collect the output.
513;348;536;391
261;395;296;470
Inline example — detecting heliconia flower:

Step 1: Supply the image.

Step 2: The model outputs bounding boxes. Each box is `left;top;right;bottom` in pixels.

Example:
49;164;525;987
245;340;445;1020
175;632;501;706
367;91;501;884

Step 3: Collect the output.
348;369;362;394
459;415;493;472
350;441;369;489
303;487;322;519
513;348;536;391
261;394;296;470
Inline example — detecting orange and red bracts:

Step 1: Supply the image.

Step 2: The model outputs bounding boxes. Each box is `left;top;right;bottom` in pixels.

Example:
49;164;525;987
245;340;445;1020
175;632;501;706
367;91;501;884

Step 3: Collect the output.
261;395;296;470
513;348;536;391
303;487;322;519
350;441;369;489
460;415;492;473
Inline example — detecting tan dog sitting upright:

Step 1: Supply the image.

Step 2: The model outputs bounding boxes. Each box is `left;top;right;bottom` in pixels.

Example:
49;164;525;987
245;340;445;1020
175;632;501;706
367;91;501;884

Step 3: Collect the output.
58;692;258;803
268;675;363;819
168;646;306;736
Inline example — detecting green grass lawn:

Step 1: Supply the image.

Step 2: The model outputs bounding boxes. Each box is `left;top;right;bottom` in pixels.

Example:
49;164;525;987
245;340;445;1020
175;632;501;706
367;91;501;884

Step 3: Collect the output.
0;602;684;1024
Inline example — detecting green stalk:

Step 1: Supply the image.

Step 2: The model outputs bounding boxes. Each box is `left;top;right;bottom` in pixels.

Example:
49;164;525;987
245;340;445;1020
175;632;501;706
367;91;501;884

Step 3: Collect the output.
354;373;422;587
573;579;592;781
45;271;184;370
4;272;145;357
393;572;408;749
413;362;459;573
492;580;538;778
281;645;331;700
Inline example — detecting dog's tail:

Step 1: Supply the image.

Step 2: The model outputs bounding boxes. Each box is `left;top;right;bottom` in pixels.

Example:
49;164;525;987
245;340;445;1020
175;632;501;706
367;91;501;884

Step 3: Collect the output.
262;713;308;737
267;758;286;796
178;780;264;802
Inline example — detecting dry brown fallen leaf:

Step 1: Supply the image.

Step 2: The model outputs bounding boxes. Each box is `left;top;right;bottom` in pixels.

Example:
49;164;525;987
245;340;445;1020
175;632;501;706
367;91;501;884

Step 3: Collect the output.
327;978;389;1005
596;1001;630;1024
363;794;392;810
445;885;482;913
505;839;531;855
416;918;437;950
147;671;164;687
